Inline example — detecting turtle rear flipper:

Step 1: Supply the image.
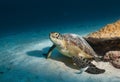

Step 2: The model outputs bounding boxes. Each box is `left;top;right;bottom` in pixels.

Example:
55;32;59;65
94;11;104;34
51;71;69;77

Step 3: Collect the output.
72;56;105;74
85;63;105;74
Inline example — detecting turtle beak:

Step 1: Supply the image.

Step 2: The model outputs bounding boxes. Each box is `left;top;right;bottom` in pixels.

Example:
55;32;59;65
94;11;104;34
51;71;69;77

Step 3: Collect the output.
49;32;55;38
49;32;56;41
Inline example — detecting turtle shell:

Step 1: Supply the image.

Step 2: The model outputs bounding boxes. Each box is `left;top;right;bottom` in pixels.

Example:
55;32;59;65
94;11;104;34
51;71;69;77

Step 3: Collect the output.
84;20;120;56
63;34;98;58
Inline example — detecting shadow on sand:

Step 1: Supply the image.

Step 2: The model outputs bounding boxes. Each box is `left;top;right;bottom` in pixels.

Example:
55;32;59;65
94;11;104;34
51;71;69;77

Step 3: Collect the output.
26;47;78;70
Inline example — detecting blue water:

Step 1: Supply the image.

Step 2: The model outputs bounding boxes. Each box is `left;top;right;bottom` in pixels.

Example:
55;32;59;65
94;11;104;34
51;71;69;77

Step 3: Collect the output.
0;0;120;82
0;0;120;37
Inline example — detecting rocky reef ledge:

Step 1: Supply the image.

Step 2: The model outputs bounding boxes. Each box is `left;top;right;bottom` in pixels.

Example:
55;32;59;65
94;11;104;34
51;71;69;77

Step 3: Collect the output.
84;20;120;56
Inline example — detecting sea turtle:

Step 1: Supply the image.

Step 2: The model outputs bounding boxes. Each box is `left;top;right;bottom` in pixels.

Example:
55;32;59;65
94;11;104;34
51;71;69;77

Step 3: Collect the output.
44;32;105;74
84;20;120;68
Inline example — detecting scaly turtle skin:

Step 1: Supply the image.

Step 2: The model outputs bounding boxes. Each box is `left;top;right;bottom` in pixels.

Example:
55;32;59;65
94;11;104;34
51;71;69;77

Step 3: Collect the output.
84;20;120;69
44;32;105;74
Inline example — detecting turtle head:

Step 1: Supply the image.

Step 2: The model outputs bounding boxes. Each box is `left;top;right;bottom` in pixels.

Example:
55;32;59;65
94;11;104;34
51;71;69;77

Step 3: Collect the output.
49;32;64;47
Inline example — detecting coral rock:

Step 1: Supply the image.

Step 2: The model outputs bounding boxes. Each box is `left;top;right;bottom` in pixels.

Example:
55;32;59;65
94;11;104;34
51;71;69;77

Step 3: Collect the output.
86;20;120;39
85;20;120;56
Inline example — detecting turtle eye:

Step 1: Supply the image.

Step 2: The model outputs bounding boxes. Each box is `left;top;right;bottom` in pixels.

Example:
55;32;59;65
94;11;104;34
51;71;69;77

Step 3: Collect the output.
51;33;59;39
54;33;59;37
55;33;59;36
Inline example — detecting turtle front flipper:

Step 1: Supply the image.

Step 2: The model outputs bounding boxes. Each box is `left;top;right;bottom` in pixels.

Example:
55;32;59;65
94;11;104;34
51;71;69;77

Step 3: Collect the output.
72;56;105;74
43;44;56;59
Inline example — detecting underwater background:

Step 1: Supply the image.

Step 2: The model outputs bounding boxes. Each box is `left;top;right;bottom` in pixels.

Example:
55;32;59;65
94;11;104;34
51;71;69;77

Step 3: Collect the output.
0;0;120;82
0;0;120;37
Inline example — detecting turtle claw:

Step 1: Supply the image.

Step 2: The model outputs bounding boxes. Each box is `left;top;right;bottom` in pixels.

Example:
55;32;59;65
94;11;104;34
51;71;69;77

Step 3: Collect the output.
76;66;89;74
